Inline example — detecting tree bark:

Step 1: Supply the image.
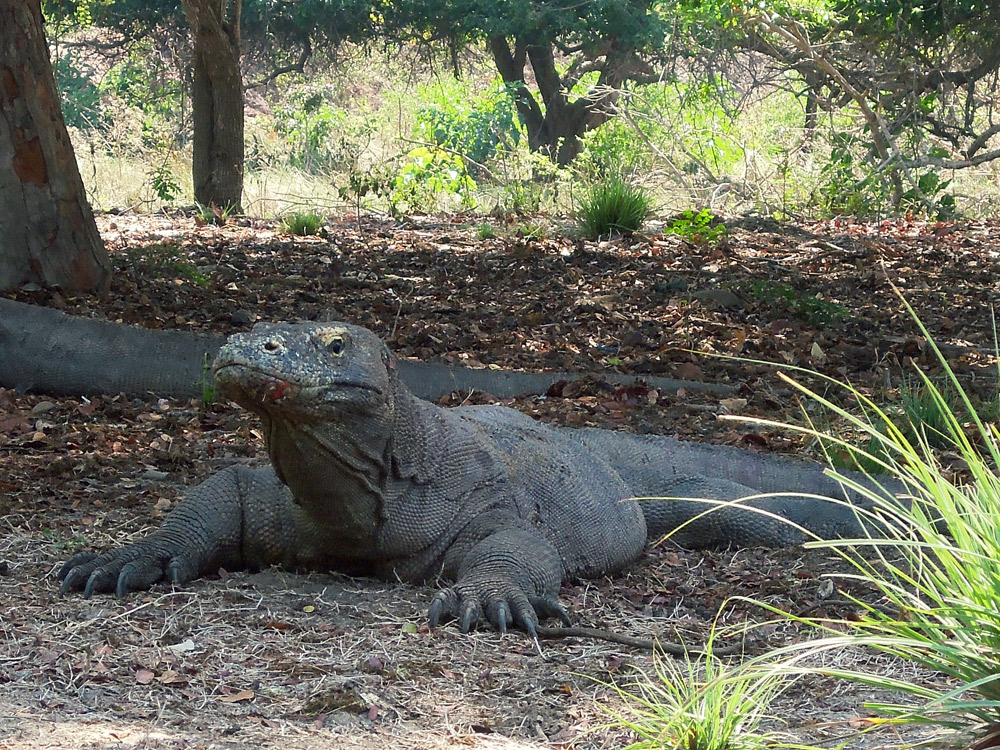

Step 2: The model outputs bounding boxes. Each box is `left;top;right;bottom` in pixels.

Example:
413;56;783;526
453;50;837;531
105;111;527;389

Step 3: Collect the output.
181;0;244;212
0;0;110;293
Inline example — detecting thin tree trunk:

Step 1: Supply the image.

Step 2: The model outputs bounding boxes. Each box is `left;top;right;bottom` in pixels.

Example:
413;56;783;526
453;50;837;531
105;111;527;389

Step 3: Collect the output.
181;0;244;212
0;0;110;292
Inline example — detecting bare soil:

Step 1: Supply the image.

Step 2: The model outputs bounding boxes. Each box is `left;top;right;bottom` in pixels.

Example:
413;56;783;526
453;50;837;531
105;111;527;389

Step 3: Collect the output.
2;213;997;749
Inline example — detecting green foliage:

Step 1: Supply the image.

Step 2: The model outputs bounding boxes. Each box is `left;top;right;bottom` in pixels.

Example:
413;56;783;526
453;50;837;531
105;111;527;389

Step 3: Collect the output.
101;42;184;147
381;0;668;62
44;0;376;49
51;52;106;130
606;630;798;750
815;131;886;217
416;81;522;166
494;180;544;215
512;221;548;241
665;209;727;247
897;376;963;448
274;86;376;174
199;353;217;410
488;152;562;216
339;148;476;215
475;223;495;240
665;0;1000;216
339;164;395;213
576;117;652;180
42;0;172;35
832;376;975;473
817;135;957;220
280;210;325;236
899;165;957;220
745;281;849;328
583;79;737;182
148;164;181;203
120;242;209;286
195;203;237;226
746;303;1000;743
577;179;652;238
389;147;476;214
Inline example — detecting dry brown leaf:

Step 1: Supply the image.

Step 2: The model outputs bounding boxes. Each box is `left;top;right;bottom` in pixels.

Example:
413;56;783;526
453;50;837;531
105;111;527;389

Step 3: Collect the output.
218;689;255;703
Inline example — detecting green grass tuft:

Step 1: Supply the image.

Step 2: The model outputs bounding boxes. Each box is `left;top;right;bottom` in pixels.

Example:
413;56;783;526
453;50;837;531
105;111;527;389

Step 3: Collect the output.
605;628;805;750
577;179;652;238
280;210;325;236
195;202;237;226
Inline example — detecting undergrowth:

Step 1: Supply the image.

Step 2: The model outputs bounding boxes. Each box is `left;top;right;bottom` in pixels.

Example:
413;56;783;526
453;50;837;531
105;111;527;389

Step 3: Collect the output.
616;295;1000;748
55;37;1000;217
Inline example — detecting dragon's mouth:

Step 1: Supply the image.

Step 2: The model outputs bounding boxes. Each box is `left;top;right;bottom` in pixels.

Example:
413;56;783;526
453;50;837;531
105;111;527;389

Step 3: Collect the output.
213;363;383;405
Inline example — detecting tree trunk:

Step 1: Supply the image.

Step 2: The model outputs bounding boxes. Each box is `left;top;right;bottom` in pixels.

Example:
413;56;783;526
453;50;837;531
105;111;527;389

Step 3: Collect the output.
488;36;621;167
0;0;110;293
181;0;244;212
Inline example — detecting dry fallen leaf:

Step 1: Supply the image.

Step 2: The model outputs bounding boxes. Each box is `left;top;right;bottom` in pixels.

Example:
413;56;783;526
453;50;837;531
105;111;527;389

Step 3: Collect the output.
218;689;255;703
157;670;188;685
810;341;827;364
719;397;748;413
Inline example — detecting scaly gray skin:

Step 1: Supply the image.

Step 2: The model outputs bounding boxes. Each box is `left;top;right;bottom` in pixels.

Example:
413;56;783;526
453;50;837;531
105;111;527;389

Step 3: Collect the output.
58;321;902;636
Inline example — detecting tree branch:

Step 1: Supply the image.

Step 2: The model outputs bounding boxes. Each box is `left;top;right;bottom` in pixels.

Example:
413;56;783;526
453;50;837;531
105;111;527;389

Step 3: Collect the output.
248;37;312;89
749;11;937;210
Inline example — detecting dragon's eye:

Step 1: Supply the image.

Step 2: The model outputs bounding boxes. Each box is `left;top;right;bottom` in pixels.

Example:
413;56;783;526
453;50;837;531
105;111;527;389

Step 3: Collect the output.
316;327;348;356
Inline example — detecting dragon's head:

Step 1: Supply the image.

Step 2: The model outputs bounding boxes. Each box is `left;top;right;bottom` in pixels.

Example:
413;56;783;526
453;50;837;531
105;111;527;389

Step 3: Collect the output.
213;321;396;425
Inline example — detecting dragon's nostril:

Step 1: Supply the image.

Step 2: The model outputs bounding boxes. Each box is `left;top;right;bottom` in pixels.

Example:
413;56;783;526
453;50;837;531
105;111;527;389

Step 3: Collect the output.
264;340;280;352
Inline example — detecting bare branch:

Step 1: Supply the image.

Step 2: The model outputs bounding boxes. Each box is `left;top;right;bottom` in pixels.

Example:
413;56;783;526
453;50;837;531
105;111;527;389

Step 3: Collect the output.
966;123;1000;159
248;37;312;89
913;147;1000;170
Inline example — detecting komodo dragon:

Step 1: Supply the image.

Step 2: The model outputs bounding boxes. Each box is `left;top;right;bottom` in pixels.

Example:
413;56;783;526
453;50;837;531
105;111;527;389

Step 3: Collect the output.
59;321;901;637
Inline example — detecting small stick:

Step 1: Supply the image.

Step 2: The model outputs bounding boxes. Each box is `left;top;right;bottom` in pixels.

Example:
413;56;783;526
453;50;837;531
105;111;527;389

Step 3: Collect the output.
536;625;746;656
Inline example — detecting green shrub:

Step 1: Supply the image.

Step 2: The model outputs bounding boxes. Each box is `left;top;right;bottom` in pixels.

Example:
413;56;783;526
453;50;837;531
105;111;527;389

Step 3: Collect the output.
274;86;376;174
195;202;236;226
577;179;652;238
744;281;849;328
280;210;324;236
52;52;106;131
102;42;183;149
743;302;1000;745
119;242;208;286
576;117;652;179
830;376;974;473
416;81;522;166
148;164;182;203
899;165;957;220
389;147;476;214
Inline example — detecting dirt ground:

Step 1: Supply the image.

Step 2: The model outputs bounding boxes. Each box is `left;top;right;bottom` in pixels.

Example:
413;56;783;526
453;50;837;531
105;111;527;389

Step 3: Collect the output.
2;213;998;749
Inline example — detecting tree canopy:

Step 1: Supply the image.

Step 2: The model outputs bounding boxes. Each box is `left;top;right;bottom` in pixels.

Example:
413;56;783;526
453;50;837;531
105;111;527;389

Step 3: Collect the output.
38;0;1000;212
